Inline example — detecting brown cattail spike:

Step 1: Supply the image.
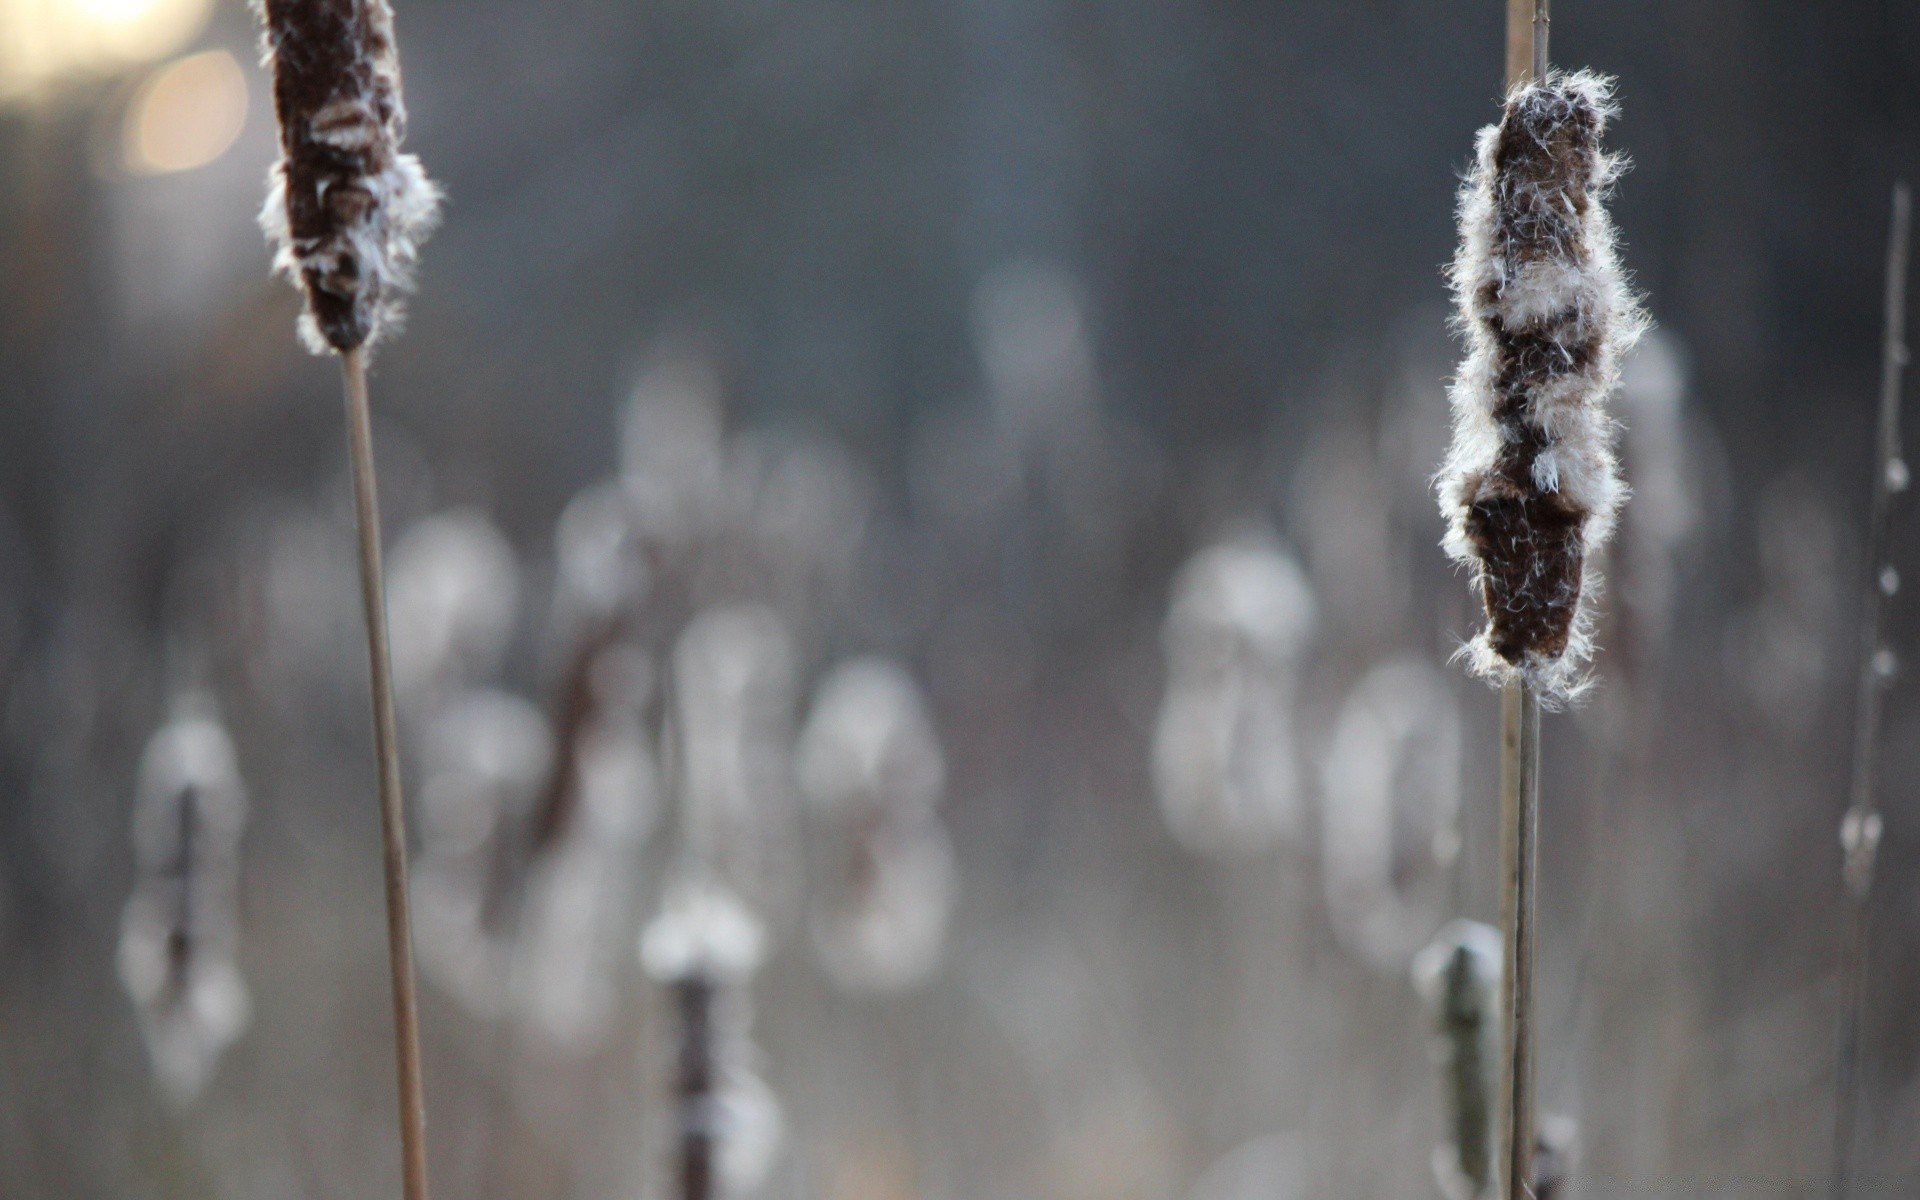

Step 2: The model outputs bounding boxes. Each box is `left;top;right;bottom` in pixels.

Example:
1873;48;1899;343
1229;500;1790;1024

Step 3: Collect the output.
258;0;440;354
1440;71;1646;702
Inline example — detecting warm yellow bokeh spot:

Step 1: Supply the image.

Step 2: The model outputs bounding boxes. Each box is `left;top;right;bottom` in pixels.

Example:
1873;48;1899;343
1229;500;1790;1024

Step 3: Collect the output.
122;49;247;174
0;0;214;102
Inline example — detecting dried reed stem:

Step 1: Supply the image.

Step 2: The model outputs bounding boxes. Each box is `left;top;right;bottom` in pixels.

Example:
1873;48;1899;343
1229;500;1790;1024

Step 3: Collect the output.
672;975;719;1200
342;346;433;1200
1496;9;1546;1197
1497;677;1540;1200
1831;180;1911;1200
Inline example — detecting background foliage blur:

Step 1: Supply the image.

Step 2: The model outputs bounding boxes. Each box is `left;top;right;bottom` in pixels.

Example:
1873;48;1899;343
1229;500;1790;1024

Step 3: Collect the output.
1;0;1918;1195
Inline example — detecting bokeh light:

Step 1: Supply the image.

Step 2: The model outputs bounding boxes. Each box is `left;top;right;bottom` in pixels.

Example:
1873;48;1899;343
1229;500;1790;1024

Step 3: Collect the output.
120;49;245;175
0;0;213;102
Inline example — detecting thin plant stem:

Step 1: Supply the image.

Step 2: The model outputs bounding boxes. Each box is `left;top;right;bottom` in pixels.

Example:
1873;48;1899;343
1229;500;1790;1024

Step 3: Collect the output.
1498;677;1541;1200
1504;0;1549;89
1496;8;1548;1196
673;976;718;1200
341;346;433;1200
1831;180;1911;1200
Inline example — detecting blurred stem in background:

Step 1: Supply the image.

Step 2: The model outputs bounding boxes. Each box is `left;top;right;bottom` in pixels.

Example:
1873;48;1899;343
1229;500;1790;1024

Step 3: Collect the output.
1831;180;1911;1200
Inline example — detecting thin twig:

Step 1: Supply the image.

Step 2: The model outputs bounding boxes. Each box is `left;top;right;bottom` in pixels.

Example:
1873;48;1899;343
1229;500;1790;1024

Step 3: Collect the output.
342;347;433;1200
1498;678;1541;1200
1831;180;1911;1200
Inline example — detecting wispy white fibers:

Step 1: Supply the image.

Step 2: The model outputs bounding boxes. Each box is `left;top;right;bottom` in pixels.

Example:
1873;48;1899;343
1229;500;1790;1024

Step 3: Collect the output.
117;694;251;1104
796;656;956;993
1321;658;1463;967
1439;71;1648;701
1152;528;1316;854
256;0;442;354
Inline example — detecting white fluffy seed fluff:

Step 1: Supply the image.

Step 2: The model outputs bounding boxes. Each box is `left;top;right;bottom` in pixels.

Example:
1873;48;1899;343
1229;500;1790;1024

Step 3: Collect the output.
256;0;441;354
1438;71;1648;701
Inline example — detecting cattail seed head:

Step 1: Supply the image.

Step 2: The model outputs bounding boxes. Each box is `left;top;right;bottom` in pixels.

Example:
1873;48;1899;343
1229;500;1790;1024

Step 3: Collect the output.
256;0;441;354
1412;920;1501;1200
1439;71;1647;700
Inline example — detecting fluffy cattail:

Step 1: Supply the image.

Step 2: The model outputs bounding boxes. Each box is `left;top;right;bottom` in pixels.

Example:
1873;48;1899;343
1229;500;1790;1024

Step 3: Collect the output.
1412;920;1502;1200
257;0;441;354
1439;71;1647;699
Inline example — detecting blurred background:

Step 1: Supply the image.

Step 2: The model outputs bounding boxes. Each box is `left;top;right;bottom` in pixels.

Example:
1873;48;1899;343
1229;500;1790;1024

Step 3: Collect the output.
2;0;1918;1195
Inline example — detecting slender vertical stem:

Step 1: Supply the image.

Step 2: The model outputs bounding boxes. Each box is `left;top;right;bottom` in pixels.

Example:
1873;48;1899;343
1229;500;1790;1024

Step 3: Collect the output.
674;976;718;1200
1498;678;1541;1200
341;347;433;1200
1496;8;1548;1192
1832;181;1912;1200
1505;0;1549;88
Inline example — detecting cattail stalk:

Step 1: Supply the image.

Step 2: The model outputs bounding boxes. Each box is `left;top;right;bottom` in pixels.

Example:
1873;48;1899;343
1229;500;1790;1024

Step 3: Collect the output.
1439;0;1646;1194
672;975;720;1200
256;3;441;1197
343;346;433;1200
1500;11;1548;1200
1831;180;1911;1200
1496;677;1539;1200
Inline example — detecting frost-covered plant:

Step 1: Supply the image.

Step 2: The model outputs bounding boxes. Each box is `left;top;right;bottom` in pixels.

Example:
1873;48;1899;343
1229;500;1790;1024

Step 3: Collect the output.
1438;71;1648;701
256;0;441;354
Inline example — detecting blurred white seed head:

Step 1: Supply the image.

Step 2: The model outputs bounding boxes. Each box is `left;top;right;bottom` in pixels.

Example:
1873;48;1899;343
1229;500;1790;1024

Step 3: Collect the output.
712;1063;788;1196
796;657;945;820
621;344;729;546
641;876;767;986
1412;920;1501;1200
412;688;552;1016
1153;530;1316;854
811;818;956;995
1321;659;1463;968
513;667;660;1048
672;605;799;905
117;697;251;1104
796;657;955;993
555;479;649;620
418;687;552;855
386;509;520;705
